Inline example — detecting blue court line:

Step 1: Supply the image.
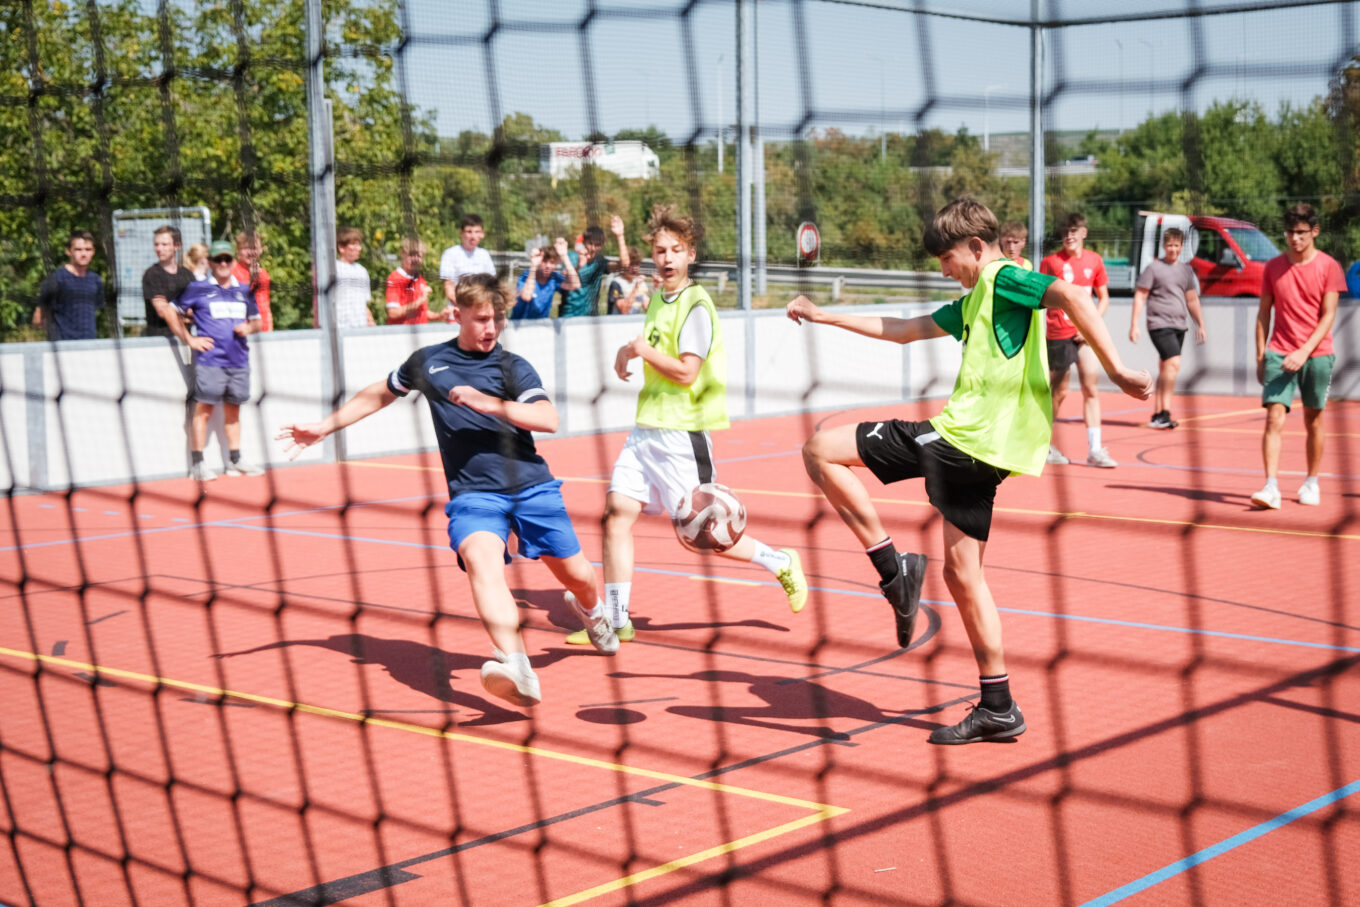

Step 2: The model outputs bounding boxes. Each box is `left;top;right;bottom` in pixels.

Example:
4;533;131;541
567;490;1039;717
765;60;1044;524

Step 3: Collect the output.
218;522;1360;655
1083;778;1360;906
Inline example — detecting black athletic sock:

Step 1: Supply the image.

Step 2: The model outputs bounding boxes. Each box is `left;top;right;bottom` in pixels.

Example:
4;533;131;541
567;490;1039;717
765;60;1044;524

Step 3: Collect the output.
979;674;1012;711
191;450;204;465
866;539;900;583
229;449;241;464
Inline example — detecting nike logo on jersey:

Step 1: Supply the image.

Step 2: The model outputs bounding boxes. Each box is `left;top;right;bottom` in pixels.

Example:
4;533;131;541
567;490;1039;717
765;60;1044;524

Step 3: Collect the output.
428;365;449;374
865;422;885;441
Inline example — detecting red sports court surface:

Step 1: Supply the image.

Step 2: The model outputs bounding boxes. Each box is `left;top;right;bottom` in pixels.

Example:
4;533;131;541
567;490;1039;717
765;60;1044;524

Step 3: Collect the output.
0;393;1356;906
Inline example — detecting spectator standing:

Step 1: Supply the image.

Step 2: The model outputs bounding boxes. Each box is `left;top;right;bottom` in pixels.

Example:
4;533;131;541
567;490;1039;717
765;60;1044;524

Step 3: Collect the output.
999;221;1033;271
175;241;264;481
439;214;495;311
385;238;433;325
513;238;579;320
606;246;651;314
1249;203;1347;509
1129;227;1206;429
184;243;209;280
233;231;272;332
142;225;192;338
559;215;630;318
35;231;104;341
332;226;376;328
1041;212;1116;468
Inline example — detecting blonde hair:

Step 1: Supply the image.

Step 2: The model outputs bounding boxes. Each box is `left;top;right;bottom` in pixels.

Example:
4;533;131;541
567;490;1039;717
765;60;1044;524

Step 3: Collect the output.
999;220;1028;240
454;272;509;314
644;204;704;250
399;236;427;256
924;197;999;256
183;242;208;271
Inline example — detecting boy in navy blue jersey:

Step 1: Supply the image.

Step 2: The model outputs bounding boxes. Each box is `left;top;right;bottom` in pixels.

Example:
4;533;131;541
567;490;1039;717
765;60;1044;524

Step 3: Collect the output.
278;273;616;709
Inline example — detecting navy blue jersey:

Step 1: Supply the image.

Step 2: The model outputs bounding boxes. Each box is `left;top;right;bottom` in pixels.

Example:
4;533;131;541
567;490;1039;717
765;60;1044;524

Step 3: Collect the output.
388;340;555;497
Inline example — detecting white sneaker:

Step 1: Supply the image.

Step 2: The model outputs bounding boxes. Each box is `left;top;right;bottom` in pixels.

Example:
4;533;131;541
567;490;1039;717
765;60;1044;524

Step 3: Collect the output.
1086;448;1118;468
480;657;541;708
564;591;619;654
1297;483;1320;506
1046;445;1070;465
1250;484;1282;510
189;462;216;482
224;460;264;477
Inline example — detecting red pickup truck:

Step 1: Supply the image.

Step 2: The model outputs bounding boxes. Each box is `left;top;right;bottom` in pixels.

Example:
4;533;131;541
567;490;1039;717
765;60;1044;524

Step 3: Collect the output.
1110;212;1281;297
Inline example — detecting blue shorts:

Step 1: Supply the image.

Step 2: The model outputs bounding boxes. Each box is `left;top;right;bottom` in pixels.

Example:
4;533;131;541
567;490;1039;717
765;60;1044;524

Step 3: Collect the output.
445;479;582;570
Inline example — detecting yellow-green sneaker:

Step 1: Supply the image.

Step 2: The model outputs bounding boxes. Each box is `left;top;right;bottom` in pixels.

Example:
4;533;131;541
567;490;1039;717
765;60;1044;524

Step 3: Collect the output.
776;548;808;613
566;620;634;645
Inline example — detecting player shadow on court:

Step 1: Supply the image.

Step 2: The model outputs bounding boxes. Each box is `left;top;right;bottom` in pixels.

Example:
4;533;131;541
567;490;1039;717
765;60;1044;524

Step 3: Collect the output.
512;588;792;636
1105;483;1257;506
607;668;930;740
213;634;569;727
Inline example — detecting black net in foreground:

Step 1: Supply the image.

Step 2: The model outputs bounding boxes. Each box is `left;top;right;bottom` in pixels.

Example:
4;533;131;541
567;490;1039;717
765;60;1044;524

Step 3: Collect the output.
0;1;1358;905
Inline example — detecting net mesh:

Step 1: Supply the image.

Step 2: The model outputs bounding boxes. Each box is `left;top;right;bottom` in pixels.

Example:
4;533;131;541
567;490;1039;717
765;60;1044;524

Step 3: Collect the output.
0;0;1357;904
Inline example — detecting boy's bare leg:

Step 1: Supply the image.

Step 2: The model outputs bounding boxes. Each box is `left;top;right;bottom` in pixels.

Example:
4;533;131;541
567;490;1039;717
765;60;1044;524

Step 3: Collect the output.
459;531;527;657
540;551;599;608
1261;403;1288;478
801;424;887;547
191;402;213;451
939;522;1004;677
223;402;241;450
602;491;642;584
1049;367;1070;418
1156;356;1181;415
1076;344;1102;430
1303;406;1325;478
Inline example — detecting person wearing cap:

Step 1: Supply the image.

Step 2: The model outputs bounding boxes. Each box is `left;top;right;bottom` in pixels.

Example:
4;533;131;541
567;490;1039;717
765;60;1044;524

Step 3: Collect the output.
174;240;265;481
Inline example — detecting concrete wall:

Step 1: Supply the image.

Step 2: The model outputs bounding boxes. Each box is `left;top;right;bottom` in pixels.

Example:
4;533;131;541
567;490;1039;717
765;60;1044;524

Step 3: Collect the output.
3;297;1354;491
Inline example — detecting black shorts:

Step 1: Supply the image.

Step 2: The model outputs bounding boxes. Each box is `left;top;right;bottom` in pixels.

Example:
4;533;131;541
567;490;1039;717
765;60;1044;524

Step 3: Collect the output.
856;419;1009;542
1047;338;1079;375
1149;328;1186;361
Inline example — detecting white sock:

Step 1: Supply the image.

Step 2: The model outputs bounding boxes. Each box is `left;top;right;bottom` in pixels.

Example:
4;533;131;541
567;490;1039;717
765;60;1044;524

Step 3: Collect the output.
1265;477;1278;490
1087;427;1102;453
1302;476;1318;490
604;582;631;629
505;651;533;673
748;539;790;575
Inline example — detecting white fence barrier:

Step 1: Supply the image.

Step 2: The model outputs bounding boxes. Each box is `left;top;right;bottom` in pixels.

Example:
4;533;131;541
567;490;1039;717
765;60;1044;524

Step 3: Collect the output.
1;299;1355;491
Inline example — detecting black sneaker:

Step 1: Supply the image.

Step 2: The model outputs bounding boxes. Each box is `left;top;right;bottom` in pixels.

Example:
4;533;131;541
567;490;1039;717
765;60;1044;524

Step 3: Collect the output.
928;701;1026;745
1148;411;1178;430
879;552;927;648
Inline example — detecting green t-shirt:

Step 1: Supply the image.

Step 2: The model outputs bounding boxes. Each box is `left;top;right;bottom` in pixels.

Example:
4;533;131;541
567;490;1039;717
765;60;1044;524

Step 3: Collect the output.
929;259;1056;476
559;251;608;318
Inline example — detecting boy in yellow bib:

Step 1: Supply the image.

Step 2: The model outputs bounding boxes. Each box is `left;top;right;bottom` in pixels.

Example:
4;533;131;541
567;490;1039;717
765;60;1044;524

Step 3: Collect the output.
788;198;1151;744
567;206;808;645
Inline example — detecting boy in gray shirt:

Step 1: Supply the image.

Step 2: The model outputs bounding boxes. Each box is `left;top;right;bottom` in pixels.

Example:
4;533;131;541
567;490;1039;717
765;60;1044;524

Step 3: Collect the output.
1129;227;1206;428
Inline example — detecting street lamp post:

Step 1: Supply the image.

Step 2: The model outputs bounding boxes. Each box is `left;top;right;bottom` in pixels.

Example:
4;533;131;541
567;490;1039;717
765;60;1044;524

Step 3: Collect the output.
717;53;724;174
984;83;1004;152
1114;38;1124;130
1137;38;1153;118
868;54;886;162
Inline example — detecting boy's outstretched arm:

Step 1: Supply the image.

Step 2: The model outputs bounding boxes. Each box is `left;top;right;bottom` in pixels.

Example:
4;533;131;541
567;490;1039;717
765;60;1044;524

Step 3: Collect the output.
277;379;397;458
449;387;560;433
1044;281;1153;399
785;295;947;344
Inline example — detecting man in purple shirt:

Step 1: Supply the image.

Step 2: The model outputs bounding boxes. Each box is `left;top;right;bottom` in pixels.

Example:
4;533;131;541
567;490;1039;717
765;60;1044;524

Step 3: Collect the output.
175;241;264;481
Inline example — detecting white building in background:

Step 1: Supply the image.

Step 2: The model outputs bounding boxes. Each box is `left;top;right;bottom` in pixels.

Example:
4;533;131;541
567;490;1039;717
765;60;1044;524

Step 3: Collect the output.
541;141;660;180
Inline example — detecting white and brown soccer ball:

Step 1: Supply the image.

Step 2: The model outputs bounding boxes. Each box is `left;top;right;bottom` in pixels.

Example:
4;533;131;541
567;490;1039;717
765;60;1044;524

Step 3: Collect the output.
672;483;748;553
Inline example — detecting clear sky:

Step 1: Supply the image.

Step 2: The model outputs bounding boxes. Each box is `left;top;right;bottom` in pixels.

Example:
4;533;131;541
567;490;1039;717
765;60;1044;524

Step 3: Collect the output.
400;0;1359;143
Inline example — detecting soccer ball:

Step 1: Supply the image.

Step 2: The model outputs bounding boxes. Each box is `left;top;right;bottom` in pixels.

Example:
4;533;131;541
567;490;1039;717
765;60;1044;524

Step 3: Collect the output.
672;483;747;553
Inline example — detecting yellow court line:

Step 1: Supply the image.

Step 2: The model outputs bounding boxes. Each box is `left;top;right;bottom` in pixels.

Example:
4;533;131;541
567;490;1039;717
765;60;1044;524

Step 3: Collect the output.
1190;426;1360;439
0;645;848;902
342;463;1360;542
540;807;847;907
692;575;764;587
1175;407;1263;423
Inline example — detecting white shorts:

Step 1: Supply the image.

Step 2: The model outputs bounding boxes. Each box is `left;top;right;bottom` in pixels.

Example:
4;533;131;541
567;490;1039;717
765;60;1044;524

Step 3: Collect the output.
609;427;716;516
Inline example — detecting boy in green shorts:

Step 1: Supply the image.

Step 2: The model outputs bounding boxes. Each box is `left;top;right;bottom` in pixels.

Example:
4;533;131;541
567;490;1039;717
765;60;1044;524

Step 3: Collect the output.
787;197;1151;744
567;205;809;645
1250;202;1346;509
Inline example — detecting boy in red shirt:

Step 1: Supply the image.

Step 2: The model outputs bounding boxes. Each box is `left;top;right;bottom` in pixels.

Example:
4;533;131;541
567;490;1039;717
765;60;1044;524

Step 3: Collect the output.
385;238;433;325
1250;203;1346;509
1041;212;1116;468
